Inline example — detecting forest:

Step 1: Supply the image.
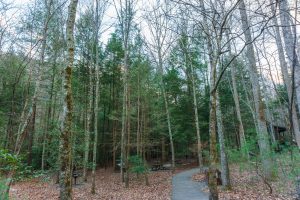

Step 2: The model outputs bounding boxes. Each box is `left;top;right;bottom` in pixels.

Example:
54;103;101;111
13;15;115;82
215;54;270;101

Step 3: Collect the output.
0;0;300;199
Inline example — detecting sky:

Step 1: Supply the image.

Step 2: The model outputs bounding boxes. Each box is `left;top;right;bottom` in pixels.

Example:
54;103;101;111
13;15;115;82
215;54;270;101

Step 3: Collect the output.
10;0;152;44
3;0;296;89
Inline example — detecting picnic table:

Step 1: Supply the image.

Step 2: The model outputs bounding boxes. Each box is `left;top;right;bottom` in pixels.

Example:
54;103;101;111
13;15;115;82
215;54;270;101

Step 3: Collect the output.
151;162;162;171
151;162;172;171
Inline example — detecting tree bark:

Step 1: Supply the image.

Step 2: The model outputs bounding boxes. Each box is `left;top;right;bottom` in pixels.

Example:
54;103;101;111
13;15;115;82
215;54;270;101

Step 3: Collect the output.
216;91;231;189
137;66;141;156
208;60;219;200
278;0;300;117
197;1;219;198
230;65;248;154
272;0;300;148
145;2;175;173
83;61;93;182
59;0;78;199
158;54;175;173
191;63;203;169
125;85;131;187
116;0;134;186
42;65;56;171
91;0;101;193
238;0;274;180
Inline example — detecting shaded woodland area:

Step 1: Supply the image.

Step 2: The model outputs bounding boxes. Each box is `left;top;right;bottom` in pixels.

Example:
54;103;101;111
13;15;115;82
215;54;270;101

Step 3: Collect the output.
1;0;300;199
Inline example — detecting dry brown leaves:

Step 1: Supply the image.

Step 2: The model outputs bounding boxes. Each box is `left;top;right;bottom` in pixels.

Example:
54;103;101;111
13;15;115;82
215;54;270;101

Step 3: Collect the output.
193;164;297;200
192;173;206;182
10;169;172;200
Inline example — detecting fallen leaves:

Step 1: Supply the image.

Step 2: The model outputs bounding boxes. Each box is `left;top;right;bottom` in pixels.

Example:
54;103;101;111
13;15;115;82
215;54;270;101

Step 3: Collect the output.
192;164;297;200
192;173;206;182
10;168;172;200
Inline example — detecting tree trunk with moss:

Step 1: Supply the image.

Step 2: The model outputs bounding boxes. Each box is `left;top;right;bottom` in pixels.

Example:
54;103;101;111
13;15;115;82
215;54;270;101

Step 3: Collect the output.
216;91;231;189
59;0;78;199
208;59;219;200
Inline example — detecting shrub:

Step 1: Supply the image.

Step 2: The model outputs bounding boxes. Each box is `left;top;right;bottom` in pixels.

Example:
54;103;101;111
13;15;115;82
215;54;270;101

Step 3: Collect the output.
128;155;148;175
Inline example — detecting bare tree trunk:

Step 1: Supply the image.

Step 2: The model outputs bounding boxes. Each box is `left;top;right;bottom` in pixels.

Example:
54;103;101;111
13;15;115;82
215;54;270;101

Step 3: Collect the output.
112;121;117;170
241;73;258;132
83;62;93;182
120;67;127;183
140;105;144;158
230;60;247;155
115;0;134;186
27;102;36;166
158;57;175;173
125;85;131;188
278;0;300;117
59;0;78;199
161;137;166;163
271;0;300;148
255;44;277;145
224;7;247;157
137;65;140;156
179;28;203;169
91;0;101;193
208;60;219;200
42;66;56;171
144;1;175;173
91;60;100;194
216;91;231;189
191;64;203;169
196;1;220;198
196;1;219;198
239;0;274;180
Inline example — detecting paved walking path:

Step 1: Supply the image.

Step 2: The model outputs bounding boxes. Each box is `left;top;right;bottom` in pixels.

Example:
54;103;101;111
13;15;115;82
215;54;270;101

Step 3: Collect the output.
172;168;209;200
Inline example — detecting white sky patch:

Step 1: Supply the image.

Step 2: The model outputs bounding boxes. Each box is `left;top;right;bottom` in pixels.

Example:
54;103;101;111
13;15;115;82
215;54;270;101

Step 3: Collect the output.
3;0;299;95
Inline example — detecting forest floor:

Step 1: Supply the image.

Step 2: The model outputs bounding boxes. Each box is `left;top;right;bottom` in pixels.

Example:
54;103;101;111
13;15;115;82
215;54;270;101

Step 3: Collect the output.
9;161;298;200
193;164;297;200
9;168;172;200
9;161;198;200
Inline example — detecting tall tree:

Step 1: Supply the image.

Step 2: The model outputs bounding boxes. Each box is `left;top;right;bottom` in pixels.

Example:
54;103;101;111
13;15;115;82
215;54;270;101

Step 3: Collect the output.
76;7;95;182
238;0;274;179
225;28;248;156
191;59;203;169
91;0;108;193
59;0;78;199
144;1;176;172
177;28;204;169
216;91;231;189
113;0;136;187
276;0;300;148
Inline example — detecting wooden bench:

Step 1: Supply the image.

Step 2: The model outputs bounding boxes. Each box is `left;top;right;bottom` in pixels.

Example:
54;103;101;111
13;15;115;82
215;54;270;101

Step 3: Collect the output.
151;163;162;171
161;163;172;170
151;162;172;171
72;166;82;185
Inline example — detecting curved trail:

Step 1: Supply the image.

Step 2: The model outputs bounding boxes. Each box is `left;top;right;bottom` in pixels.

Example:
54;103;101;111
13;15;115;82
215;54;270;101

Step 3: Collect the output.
172;168;209;200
